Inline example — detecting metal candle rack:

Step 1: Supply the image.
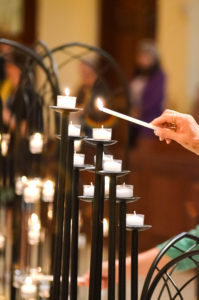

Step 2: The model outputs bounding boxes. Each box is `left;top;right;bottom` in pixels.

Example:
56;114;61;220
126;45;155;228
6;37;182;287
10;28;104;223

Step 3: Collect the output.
50;106;151;300
50;106;82;300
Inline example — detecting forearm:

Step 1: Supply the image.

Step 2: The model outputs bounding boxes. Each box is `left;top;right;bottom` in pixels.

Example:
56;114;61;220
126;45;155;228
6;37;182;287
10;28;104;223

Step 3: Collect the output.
126;247;170;278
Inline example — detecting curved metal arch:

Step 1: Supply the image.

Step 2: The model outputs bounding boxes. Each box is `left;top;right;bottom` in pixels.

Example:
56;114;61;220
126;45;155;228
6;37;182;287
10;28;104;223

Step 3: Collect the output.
47;41;131;105
145;250;199;299
141;233;199;300
0;38;59;100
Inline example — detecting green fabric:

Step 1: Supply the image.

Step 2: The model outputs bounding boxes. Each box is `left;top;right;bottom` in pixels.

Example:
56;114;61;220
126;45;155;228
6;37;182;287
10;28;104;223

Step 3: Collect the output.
157;225;199;271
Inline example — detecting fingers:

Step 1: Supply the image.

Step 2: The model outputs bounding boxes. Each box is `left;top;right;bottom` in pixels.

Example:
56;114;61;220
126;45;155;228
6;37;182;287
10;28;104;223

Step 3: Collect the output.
152;109;178;127
154;127;178;142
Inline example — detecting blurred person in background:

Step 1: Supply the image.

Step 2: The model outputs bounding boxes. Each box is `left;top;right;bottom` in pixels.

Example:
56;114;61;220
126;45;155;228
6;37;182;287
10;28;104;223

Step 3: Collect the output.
0;51;27;136
75;59;114;137
129;41;166;147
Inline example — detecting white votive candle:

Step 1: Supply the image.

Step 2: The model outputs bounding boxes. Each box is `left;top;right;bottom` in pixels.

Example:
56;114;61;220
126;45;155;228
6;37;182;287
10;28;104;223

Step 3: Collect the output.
73;152;85;166
28;213;41;245
29;132;44;154
94;153;113;165
126;211;144;226
39;280;50;298
24;180;41;203
0;133;10;156
116;183;133;198
57;88;76;108
68;121;81;137
92;125;112;140
28;229;40;245
83;182;94;197
21;277;37;298
42;180;55;202
103;159;122;172
15;176;28;196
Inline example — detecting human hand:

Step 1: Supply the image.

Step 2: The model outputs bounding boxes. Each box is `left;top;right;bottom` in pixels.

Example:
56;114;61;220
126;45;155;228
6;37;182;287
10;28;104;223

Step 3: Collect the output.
152;109;199;155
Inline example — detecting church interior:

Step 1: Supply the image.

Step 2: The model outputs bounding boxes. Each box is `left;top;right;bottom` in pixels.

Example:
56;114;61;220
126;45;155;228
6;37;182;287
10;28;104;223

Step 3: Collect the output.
1;0;199;299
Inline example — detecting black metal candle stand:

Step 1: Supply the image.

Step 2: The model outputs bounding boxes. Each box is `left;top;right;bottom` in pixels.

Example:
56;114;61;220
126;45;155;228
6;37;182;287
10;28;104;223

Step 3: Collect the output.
126;225;152;300
70;164;94;300
97;170;131;300
50;106;151;300
49;106;82;300
83;138;118;300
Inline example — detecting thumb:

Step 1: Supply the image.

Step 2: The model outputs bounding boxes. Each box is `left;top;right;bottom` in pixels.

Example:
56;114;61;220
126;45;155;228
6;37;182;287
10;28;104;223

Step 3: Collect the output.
154;128;178;141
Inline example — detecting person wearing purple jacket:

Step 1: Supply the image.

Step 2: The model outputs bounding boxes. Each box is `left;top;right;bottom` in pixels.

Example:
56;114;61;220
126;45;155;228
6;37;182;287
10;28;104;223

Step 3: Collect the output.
129;41;166;146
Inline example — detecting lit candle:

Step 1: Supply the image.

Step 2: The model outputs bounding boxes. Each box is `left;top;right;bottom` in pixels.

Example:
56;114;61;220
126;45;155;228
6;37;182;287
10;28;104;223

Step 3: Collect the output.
126;211;144;226
39;280;50;298
83;182;94;197
42;180;55;202
57;88;76;108
15;176;28;196
104;176;110;196
21;277;37;298
0;133;10;156
92;125;112;140
23;179;41;203
29;132;44;154
103;158;122;172
0;234;5;250
73;152;85;166
116;183;133;198
28;213;41;245
68;121;81;137
103;218;109;237
94;152;113;164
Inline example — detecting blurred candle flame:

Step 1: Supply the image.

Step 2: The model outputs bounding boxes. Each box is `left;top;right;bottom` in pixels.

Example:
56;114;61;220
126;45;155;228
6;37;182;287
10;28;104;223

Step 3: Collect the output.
65;88;70;96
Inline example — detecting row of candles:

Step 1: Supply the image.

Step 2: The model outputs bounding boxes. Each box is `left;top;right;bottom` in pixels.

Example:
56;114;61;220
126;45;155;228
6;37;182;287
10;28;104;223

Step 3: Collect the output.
14;269;51;299
15;176;55;203
57;89;145;227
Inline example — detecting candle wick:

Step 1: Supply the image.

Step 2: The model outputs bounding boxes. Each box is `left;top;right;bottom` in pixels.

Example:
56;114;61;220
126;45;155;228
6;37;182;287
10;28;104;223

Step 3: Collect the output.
102;125;104;129
91;182;93;186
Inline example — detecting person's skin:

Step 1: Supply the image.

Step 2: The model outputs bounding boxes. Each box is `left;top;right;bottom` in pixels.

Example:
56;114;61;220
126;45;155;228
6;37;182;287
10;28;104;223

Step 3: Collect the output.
152;109;199;155
80;248;170;288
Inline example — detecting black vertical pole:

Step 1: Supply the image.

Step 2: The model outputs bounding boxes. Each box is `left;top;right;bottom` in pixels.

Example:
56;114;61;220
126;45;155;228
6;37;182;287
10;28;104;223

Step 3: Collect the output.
118;201;126;300
108;175;117;300
131;229;138;300
88;143;104;300
51;113;69;300
70;168;80;300
61;138;74;300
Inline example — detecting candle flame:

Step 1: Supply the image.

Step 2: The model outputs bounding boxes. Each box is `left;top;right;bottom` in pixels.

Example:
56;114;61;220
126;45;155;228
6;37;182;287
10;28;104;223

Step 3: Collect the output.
97;98;104;110
65;88;70;96
25;276;33;285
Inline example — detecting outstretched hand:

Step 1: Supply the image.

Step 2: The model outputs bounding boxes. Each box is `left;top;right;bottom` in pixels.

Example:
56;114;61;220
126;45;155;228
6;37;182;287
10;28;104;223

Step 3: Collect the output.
152;109;199;155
